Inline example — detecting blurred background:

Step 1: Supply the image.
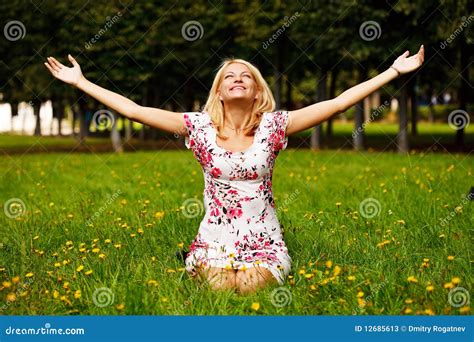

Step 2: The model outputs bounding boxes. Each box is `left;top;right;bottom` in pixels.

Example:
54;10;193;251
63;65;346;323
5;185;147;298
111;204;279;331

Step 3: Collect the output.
0;0;472;154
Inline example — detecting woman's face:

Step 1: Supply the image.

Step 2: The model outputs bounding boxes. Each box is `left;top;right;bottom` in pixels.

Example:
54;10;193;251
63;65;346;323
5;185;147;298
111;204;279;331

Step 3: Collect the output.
217;63;260;104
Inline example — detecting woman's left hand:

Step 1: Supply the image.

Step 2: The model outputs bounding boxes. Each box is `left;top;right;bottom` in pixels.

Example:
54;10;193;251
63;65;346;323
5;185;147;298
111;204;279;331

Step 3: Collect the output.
392;44;425;74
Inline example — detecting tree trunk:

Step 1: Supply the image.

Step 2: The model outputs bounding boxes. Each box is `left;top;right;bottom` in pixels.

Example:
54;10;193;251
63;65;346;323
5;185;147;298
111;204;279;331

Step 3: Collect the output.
326;69;338;139
110;110;123;153
353;69;367;151
311;70;327;149
10;102;18;133
33;101;41;136
398;78;409;153
77;96;88;144
455;32;471;149
409;76;418;136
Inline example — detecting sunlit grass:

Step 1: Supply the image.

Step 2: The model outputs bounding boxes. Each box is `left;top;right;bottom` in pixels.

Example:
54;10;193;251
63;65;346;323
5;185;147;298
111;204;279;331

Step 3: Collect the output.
0;149;472;315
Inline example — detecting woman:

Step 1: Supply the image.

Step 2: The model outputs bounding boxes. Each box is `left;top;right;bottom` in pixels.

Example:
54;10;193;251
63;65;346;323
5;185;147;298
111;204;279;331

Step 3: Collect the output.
44;45;424;294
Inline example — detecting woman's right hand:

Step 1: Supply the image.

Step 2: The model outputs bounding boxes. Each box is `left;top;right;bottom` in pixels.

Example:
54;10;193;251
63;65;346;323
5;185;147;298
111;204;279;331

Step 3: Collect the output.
44;54;84;87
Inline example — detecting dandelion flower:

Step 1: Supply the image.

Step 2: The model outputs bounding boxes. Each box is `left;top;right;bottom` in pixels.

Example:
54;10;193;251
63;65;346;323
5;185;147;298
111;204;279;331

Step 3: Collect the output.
85;270;93;276
426;285;434;292
447;255;455;261
407;276;418;283
251;302;260;311
76;265;84;272
451;277;461;285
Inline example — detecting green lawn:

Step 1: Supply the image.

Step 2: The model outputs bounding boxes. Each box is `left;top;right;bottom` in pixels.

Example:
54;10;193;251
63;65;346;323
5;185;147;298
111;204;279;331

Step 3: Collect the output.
0;149;472;315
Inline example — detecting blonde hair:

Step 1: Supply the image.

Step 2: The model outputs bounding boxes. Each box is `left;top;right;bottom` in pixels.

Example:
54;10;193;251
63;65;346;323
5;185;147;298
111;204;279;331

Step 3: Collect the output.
202;58;275;139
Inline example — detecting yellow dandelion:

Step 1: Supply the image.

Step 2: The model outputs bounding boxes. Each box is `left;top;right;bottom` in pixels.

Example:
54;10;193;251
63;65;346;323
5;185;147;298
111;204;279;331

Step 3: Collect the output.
85;270;93;275
405;298;414;304
92;248;100;253
104;239;112;244
12;276;20;283
426;285;434;292
147;280;159;286
356;291;364;298
251;302;260;311
347;275;356;281
451;277;461;285
447;255;455;261
304;273;313;279
154;211;165;219
166;268;176;273
335;202;342;208
404;307;413;314
310;284;317;290
6;293;16;302
53;290;59;298
333;265;341;276
459;306;470;314
116;303;125;310
114;243;122;249
74;290;81;299
177;242;184;249
137;228;144;234
407;276;418;283
98;253;106;260
76;265;84;272
424;308;435;315
325;260;333;268
443;282;455;289
396;220;406;225
54;262;61;267
2;281;12;288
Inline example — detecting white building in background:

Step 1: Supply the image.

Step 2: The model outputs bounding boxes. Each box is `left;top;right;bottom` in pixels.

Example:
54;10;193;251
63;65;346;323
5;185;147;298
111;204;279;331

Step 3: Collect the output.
0;100;72;135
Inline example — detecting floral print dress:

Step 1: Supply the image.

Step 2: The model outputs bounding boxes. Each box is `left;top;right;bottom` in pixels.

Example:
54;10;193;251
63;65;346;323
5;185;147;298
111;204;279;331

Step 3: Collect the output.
182;110;292;285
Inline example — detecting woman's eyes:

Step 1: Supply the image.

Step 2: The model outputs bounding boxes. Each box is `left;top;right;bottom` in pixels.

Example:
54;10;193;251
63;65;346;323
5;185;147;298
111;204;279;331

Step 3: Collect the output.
225;74;251;79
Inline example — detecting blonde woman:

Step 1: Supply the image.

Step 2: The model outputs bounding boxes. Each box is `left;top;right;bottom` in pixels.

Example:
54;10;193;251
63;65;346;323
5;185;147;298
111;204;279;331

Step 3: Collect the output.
44;45;424;294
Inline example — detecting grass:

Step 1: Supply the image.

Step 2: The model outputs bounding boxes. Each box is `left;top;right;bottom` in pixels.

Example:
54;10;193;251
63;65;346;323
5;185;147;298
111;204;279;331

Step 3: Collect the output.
0;148;472;315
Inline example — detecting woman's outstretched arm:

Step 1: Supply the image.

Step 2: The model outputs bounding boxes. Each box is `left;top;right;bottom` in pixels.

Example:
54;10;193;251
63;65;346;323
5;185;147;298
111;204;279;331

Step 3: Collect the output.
286;45;425;135
44;55;186;135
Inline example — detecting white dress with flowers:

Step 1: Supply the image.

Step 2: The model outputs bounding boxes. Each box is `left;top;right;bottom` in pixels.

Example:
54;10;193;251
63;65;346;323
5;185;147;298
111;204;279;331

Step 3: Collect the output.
182;110;292;285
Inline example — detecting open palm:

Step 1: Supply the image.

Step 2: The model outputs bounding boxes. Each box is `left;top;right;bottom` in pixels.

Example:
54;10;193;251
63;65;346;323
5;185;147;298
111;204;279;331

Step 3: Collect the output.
44;55;83;86
392;45;425;74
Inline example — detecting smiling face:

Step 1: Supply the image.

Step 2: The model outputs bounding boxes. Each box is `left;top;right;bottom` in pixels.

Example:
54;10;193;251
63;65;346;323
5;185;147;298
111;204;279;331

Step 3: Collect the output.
217;63;260;103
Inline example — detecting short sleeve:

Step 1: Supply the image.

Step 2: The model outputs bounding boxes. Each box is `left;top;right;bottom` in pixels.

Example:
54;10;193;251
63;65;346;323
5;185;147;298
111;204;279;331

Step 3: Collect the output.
182;111;209;150
271;110;290;151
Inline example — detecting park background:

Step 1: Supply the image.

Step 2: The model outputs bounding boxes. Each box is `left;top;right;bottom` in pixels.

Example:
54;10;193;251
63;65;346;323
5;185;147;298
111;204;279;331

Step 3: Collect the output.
0;0;472;315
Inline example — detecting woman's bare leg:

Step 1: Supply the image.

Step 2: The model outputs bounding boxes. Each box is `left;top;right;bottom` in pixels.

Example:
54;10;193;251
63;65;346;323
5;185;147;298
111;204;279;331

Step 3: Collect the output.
197;266;236;291
235;266;278;294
